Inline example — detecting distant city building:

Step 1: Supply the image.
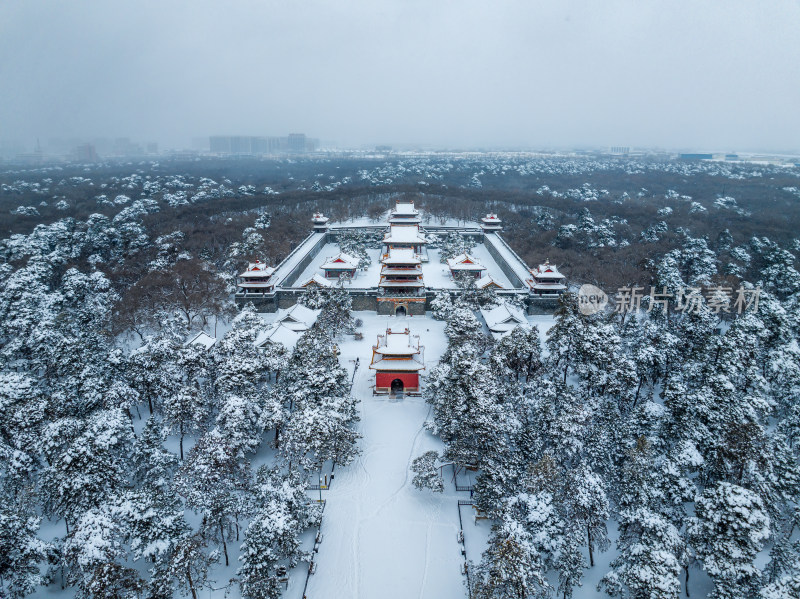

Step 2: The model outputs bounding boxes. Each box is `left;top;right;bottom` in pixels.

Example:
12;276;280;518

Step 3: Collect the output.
679;153;713;160
209;134;318;155
610;146;630;155
73;143;98;162
287;133;306;153
112;137;143;156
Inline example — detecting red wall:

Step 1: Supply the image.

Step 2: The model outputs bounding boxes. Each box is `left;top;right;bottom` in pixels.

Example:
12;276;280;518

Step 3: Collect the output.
375;372;419;389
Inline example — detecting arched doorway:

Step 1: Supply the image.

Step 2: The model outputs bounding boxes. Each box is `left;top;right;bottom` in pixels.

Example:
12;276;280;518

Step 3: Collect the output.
395;305;407;317
391;379;404;396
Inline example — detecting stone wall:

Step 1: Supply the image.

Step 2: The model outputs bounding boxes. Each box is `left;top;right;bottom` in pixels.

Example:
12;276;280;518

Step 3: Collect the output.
235;293;279;312
482;233;525;288
282;232;329;287
527;297;561;314
377;297;426;315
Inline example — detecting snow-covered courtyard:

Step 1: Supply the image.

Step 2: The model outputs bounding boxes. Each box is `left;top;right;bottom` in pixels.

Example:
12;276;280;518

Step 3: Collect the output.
306;313;467;599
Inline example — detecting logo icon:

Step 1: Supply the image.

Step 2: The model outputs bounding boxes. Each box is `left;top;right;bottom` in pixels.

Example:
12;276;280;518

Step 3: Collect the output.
578;284;608;315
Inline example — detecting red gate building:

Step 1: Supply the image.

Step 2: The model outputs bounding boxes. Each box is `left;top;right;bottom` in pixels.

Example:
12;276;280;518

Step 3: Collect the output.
369;327;425;395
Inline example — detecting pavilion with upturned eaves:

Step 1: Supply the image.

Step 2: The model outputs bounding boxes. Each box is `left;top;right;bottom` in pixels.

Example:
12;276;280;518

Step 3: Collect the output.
369;326;425;396
383;224;428;255
527;259;567;296
237;260;276;294
388;201;422;224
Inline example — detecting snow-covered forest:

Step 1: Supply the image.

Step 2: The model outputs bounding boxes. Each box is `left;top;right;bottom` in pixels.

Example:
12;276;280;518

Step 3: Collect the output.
1;155;799;599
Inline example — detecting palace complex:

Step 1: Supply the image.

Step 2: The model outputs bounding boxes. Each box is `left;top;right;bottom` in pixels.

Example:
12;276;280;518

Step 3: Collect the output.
236;201;566;316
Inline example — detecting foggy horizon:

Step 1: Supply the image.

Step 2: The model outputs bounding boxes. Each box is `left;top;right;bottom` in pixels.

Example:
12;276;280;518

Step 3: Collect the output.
2;0;799;154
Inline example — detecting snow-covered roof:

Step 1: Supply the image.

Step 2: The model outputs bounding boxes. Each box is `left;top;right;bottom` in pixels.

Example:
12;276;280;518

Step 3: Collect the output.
312;212;329;223
446;253;486;271
371;327;425;371
321;252;359;270
379;278;425;288
239;260;275;278
185;331;217;350
481;213;501;223
383;224;427;245
277;304;320;330
381;248;421;265
530;281;567;291
479;302;528;334
530;260;565;280
369;357;425;371
254;323;302;349
373;327;421;356
300;273;333;287
476;275;503;289
390;202;419;216
380;267;423;276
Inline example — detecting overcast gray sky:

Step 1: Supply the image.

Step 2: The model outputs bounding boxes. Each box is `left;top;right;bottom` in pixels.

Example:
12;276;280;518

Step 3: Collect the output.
1;0;799;152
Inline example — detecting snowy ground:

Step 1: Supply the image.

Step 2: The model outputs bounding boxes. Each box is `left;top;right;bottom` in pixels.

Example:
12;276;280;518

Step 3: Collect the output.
305;312;469;599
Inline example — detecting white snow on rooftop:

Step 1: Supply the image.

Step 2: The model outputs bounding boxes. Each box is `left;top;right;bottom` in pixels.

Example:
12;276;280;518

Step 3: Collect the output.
390;202;419;215
375;328;420;355
278;304;320;330
382;248;420;264
321;252;359;269
293;245;382;288
254;323;302;349
446;253;485;271
383;224;427;244
480;302;528;333
185;331;217;349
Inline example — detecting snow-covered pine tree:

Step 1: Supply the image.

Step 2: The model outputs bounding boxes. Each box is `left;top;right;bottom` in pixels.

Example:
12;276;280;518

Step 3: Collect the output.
430;290;454;321
316;283;355;338
40;408;134;533
215;392;265;457
63;504;140;599
175;430;251;567
163;385;209;461
689;482;770;599
0;503;51;599
157;532;218;599
600;436;686;599
411;451;444;493
425;343;515;472
490;325;542;382
238;467;321;599
443;305;487;358
280;393;360;472
562;463;609;569
438;232;476;263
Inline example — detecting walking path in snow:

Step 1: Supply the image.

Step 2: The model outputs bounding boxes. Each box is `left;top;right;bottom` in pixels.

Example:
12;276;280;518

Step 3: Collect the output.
305;313;467;599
